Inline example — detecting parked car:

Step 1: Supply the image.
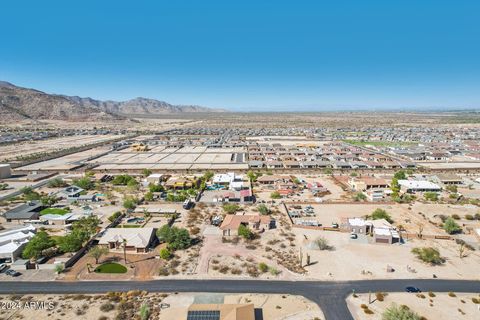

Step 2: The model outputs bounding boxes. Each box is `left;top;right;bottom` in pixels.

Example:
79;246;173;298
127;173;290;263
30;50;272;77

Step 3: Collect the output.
331;223;339;228
405;286;421;293
5;269;21;277
350;233;358;239
0;263;8;273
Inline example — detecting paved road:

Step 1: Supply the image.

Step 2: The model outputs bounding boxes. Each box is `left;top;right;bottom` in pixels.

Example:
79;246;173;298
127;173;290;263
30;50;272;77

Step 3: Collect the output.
0;175;62;201
0;279;479;319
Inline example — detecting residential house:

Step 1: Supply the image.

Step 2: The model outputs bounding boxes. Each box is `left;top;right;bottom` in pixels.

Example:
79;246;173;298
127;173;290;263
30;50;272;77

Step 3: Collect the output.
220;214;275;236
348;177;389;191
398;180;442;194
4;201;45;223
187;304;255;320
0;225;36;262
98;227;157;253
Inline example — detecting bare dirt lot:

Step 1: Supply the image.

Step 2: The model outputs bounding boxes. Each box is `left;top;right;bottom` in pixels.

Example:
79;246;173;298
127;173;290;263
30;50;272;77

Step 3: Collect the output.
347;292;480;320
294;227;480;281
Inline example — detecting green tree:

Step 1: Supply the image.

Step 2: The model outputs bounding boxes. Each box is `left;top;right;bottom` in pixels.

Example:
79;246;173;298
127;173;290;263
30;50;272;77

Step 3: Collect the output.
0;183;8;191
73;177;95;190
238;224;254;240
88;246;109;264
159;247;172;260
142;168;152;177
424;192;439;201
112;174;136;186
57;233;83;253
270;191;281;199
127;179;139;190
411;247;444;265
246;170;258;182
156;225;191;250
370;208;393;223
353;192;367;201
443;217;461;234
148;183;164;192
123;196;139;210
21;186;40;201
390;170;407;197
203;170;214;182
144;191;154;202
72;216;100;242
108;211;123;222
40;195;58;207
223;203;240;214
22;231;56;260
47;178;67;188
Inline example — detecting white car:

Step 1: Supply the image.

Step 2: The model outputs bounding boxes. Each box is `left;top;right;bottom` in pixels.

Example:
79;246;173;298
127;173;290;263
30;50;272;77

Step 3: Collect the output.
0;263;7;272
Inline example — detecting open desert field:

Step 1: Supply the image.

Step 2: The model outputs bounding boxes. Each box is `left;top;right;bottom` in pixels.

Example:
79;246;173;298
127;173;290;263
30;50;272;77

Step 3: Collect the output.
347;292;480;320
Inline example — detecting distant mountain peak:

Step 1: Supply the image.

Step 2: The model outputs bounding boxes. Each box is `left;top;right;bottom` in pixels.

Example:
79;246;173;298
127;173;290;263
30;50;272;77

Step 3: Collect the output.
0;80;228;122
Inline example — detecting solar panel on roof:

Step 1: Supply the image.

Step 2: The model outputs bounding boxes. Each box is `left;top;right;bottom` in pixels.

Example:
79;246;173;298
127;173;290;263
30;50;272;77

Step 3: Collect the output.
186;310;221;320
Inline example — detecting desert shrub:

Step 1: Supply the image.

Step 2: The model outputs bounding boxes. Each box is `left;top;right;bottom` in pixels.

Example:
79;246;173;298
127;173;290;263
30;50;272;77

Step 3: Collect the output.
472;297;480;304
238;224;255;240
448;292;456;297
411;247;444;265
313;236;333;250
443;217;461;234
376;292;385;301
258;262;269;273
424;192;439;202
269;267;280;275
382;304;421;320
428;291;436;298
270;191;281;199
370;208;393;223
451;214;461;220
159;248;172;260
364;308;374;314
100;303;115;312
230;268;242;275
465;214;474;220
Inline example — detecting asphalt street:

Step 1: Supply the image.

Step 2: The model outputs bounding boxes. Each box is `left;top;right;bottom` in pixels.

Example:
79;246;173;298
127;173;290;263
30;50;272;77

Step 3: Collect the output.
0;279;479;319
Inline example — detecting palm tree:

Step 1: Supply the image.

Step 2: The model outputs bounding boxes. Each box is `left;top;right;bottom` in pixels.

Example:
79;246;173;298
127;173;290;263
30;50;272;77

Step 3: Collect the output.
122;238;127;264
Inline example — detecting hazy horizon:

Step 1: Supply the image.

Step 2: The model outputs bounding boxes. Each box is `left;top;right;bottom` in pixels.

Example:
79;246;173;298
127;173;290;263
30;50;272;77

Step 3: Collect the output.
1;1;479;111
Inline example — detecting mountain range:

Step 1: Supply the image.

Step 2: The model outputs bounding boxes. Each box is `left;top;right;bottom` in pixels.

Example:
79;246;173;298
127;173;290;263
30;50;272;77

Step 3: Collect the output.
0;81;227;121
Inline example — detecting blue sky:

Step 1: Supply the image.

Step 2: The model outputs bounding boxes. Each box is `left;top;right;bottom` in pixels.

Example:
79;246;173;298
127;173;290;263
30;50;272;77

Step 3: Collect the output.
1;0;479;111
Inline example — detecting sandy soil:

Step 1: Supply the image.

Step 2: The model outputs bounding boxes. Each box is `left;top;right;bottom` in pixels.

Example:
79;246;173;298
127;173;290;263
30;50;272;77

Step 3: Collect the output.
294;228;480;281
347;292;480;320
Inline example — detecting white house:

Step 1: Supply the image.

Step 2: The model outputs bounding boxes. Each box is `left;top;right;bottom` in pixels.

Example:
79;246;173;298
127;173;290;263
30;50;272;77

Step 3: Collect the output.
398;180;442;193
0;225;36;262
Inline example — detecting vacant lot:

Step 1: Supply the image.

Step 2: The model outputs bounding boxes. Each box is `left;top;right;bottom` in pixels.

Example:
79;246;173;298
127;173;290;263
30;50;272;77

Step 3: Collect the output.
347;292;480;320
293;227;480;281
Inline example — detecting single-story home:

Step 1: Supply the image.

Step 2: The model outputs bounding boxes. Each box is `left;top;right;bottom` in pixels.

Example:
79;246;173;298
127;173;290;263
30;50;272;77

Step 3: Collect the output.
187;303;255;320
98;227;156;253
220;214;275;236
348;177;389;191
0;224;36;262
4;201;46;223
398;180;442;193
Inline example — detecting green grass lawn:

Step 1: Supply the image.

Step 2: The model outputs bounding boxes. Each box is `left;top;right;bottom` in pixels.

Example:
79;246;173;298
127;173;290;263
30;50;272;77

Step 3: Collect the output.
94;262;128;274
40;208;70;215
116;224;141;228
